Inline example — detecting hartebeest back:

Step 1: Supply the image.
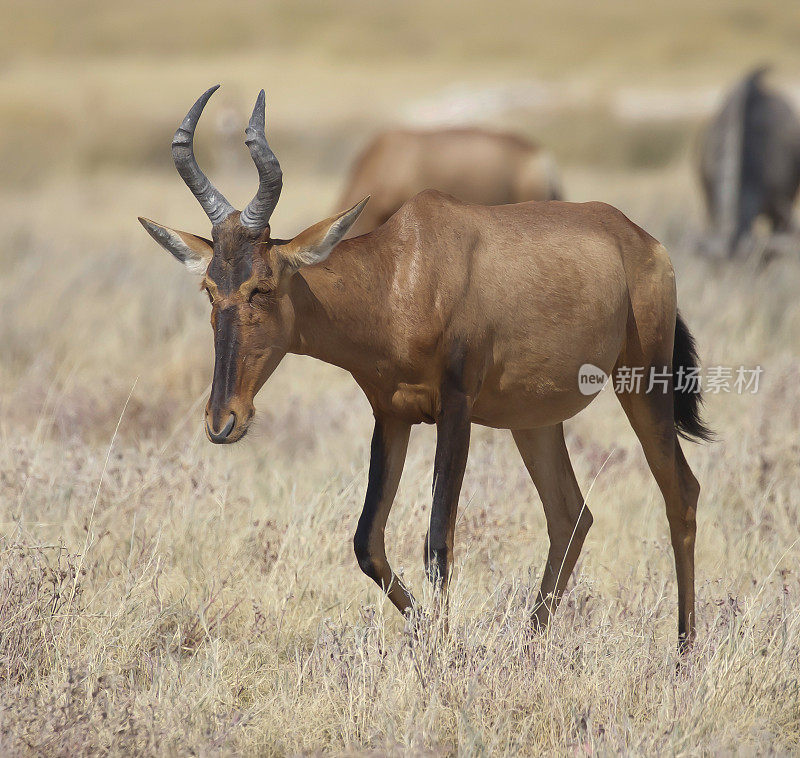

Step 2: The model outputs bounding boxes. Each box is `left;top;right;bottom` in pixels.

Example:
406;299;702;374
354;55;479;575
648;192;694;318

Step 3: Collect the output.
339;127;562;237
140;86;710;650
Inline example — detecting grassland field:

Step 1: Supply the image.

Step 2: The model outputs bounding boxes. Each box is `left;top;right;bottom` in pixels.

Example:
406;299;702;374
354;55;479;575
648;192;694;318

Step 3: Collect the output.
1;1;800;755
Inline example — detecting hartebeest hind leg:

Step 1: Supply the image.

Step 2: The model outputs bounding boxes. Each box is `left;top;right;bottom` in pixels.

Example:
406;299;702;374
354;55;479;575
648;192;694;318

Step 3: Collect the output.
512;424;593;631
616;381;701;650
353;416;417;614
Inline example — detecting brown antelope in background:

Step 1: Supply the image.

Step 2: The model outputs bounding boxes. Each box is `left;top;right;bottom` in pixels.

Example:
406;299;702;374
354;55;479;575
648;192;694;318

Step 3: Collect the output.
139;86;710;649
338;127;562;237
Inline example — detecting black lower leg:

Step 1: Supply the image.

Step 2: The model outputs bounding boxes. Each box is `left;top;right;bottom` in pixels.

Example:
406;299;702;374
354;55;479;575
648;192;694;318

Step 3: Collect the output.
426;382;471;592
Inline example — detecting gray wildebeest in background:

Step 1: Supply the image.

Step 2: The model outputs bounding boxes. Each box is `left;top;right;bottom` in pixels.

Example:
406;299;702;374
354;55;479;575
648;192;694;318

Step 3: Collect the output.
699;67;800;258
337;127;563;237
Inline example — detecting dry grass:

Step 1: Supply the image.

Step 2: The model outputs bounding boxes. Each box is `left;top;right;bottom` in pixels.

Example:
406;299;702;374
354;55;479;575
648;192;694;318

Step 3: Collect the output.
2;0;800;755
2;239;800;754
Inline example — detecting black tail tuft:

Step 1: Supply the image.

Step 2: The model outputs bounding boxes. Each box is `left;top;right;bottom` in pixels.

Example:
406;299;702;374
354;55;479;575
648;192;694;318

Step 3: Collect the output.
673;312;714;443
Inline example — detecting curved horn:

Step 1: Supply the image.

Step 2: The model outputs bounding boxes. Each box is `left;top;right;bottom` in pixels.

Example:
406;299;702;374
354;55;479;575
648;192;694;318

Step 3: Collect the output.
172;85;235;226
240;90;283;231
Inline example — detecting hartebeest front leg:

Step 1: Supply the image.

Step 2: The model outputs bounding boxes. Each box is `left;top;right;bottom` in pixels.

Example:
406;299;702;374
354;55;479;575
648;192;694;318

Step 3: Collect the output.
353;416;416;614
423;385;471;596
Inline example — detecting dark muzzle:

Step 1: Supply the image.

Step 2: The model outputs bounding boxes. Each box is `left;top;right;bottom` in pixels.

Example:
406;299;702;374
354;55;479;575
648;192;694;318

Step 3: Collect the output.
206;412;236;443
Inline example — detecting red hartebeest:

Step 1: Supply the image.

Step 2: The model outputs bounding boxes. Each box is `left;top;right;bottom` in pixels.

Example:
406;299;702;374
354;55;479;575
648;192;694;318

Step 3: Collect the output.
338;127;562;237
139;87;710;649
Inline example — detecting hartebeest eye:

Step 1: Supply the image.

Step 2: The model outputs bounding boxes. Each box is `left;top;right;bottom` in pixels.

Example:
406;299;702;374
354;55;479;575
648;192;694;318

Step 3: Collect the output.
245;286;271;307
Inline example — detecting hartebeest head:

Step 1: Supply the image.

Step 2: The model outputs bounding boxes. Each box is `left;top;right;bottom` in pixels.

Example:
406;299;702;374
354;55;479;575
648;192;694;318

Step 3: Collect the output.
139;86;367;443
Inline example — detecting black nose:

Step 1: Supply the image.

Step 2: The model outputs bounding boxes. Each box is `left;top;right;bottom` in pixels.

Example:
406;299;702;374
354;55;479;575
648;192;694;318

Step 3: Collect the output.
207;412;236;443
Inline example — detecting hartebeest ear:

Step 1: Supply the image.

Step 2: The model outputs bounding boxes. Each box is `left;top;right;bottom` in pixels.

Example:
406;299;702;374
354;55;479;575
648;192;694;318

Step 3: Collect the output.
278;197;369;270
138;217;213;275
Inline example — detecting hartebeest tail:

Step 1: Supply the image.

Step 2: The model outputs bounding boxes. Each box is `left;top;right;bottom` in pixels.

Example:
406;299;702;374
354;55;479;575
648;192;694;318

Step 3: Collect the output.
673;311;714;443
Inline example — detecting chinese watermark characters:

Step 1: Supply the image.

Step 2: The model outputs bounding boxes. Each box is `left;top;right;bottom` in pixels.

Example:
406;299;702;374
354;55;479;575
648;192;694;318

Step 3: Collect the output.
578;364;762;396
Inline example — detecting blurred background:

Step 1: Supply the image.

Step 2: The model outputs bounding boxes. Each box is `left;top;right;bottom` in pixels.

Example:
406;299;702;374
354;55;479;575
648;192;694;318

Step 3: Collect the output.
3;0;800;441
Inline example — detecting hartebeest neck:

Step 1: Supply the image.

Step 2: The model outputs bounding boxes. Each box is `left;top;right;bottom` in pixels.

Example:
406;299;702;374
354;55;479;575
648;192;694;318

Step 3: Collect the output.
287;235;392;375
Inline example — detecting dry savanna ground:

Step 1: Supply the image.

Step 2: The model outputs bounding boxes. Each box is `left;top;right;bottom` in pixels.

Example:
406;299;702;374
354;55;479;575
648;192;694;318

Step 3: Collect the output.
2;1;800;755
